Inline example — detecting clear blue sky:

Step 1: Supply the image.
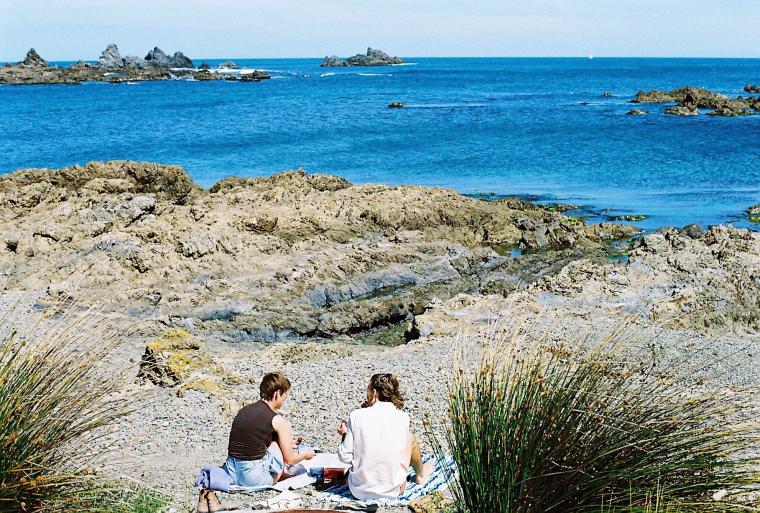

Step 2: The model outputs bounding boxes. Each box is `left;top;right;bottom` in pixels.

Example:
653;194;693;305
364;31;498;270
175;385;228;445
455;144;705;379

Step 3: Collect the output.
1;0;759;61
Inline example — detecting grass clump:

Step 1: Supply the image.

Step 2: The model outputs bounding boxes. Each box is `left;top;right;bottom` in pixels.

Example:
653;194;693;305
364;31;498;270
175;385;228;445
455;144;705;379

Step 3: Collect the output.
430;321;759;513
0;303;139;512
74;486;169;513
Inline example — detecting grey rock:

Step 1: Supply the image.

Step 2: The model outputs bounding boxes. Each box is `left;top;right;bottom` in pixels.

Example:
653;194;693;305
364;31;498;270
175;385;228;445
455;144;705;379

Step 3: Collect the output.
681;224;705;239
145;47;171;67
124;55;148;69
218;61;238;69
321;48;403;67
320;55;346;67
744;84;760;93
627;109;648;115
170;51;193;68
665;105;699;116
20;48;48;68
98;43;123;68
198;63;211;70
388;102;406;109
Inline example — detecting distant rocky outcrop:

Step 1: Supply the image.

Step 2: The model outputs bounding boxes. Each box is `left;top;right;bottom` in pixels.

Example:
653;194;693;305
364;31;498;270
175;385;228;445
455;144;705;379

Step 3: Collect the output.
744;84;760;93
632;85;760;117
627;109;648;115
0;46;269;85
19;48;48;68
321;47;403;67
218;61;238;69
144;47;194;68
98;43;123;67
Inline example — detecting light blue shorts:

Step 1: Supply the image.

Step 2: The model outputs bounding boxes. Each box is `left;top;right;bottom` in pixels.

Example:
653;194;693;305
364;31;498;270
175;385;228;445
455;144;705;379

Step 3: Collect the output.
223;446;284;487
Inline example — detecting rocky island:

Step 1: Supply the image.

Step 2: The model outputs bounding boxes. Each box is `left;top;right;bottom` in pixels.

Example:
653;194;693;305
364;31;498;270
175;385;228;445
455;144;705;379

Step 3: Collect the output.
0;45;271;85
321;47;403;67
630;85;760;116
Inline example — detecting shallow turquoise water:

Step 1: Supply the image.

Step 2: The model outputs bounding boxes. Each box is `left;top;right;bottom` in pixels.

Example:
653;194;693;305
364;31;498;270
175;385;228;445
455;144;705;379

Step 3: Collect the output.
1;57;759;230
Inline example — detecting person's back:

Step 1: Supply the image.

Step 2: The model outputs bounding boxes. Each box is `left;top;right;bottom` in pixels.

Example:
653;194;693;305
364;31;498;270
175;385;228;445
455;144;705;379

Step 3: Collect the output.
337;374;431;501
341;402;410;499
228;400;276;461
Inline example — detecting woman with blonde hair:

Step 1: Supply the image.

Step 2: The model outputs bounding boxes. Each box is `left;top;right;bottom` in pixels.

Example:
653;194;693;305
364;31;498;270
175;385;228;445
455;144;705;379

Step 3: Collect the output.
336;373;433;500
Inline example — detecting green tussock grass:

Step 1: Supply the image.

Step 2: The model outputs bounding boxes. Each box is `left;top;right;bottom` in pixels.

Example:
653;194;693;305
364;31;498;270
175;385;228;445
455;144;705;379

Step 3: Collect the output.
428;318;760;513
0;302;143;512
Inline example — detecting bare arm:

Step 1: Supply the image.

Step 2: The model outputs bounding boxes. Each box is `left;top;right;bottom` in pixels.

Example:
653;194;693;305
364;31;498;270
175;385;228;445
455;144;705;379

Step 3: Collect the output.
272;414;314;465
337;415;355;465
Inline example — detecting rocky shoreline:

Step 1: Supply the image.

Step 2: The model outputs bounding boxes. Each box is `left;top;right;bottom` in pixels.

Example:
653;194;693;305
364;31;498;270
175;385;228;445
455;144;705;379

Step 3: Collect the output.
2;161;759;511
0;161;636;347
0;46;270;85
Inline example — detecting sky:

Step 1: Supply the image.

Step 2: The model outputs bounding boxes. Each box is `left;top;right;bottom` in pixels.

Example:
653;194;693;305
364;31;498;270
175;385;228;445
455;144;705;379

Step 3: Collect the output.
1;0;759;61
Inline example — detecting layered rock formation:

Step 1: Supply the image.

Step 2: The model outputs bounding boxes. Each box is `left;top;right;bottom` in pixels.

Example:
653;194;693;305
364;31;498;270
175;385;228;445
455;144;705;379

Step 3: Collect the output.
412;225;760;338
0;161;635;344
20;48;48;67
321;48;403;67
632;86;760;117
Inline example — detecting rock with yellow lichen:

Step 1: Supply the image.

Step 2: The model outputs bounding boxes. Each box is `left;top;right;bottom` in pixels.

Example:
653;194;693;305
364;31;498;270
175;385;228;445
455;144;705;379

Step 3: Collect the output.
138;328;217;387
177;379;223;398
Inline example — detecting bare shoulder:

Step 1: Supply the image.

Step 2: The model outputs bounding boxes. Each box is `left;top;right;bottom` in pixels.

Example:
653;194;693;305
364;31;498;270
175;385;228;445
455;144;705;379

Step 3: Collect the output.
272;413;290;431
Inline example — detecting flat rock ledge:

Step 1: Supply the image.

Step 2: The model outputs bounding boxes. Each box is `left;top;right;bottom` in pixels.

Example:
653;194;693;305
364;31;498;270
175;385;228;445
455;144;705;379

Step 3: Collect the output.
0;160;636;347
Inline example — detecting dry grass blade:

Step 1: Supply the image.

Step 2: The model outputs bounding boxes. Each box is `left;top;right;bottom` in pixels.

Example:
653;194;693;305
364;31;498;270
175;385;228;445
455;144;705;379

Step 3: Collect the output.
427;314;760;513
0;299;144;512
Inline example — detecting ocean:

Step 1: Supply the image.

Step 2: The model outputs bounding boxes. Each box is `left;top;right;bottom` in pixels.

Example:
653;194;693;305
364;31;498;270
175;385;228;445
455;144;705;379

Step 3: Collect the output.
2;57;759;231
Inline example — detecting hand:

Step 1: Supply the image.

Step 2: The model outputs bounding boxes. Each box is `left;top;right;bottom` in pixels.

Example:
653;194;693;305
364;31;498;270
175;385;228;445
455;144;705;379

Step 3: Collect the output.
302;449;316;460
337;420;347;436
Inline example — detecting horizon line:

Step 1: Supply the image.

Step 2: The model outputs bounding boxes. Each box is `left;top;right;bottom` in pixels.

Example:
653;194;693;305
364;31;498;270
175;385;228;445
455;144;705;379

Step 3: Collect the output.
5;54;760;63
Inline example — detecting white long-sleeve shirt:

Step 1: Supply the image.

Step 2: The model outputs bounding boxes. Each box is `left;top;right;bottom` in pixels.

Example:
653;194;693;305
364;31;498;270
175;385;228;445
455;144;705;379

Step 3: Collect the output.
337;401;410;500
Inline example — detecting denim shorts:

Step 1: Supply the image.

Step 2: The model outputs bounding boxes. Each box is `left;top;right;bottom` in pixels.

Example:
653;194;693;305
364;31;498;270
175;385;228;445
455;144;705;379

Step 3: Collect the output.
223;446;284;487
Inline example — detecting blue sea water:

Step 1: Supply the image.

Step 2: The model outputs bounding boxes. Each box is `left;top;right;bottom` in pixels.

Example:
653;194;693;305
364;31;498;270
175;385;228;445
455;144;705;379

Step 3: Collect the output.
1;57;759;231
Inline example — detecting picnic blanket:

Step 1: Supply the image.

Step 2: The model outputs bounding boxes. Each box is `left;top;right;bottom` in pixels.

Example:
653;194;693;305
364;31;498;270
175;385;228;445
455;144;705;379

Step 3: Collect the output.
318;455;457;506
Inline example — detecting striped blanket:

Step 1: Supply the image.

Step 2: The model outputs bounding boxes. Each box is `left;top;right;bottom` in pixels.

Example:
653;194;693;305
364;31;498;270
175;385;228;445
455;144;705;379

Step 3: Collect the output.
318;455;457;506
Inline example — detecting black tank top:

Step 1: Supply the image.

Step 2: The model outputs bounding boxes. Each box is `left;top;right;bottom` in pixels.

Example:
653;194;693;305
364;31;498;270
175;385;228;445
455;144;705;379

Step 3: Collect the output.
227;400;277;460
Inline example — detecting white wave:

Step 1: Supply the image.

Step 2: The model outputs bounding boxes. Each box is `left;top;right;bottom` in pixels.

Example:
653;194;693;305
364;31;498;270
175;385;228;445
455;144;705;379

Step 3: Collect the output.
357;72;391;76
320;72;336;77
391;62;417;66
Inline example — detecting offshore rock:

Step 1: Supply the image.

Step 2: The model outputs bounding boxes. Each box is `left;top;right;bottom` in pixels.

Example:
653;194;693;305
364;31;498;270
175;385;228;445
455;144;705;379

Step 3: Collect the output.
98;43;123;68
170;51;193;68
0;47;261;85
145;47;171;67
632;89;675;103
744;84;760;93
218;61;238;69
123;55;148;68
321;48;403;67
198;63;211;70
665;104;699;116
145;47;193;68
321;55;345;67
627;109;648;115
20;48;48;68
